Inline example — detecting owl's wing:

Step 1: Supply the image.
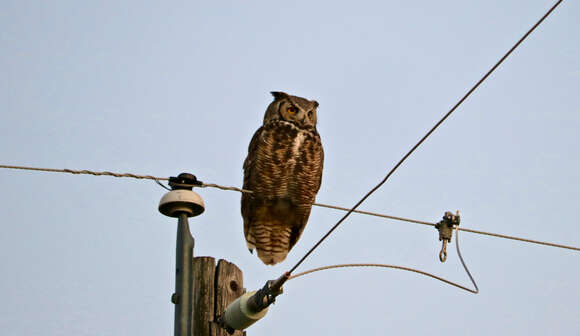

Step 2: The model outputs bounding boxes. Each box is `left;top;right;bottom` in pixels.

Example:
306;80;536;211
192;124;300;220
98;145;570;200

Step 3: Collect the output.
241;127;265;244
314;144;324;194
242;126;264;185
288;132;324;249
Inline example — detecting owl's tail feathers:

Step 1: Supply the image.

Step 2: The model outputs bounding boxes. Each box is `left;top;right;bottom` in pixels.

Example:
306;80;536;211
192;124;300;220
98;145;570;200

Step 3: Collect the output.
256;248;289;266
245;222;292;265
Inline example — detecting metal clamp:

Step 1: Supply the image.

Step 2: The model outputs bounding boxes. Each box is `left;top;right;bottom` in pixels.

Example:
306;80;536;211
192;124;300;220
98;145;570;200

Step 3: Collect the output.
435;211;460;262
246;272;289;312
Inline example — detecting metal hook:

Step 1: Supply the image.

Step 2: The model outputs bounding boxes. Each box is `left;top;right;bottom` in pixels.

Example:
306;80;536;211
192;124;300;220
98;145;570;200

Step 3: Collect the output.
435;211;460;263
439;240;448;262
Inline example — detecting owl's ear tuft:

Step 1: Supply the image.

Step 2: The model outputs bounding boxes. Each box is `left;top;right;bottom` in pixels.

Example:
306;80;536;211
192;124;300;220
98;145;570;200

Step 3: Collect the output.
312;100;319;108
271;91;290;100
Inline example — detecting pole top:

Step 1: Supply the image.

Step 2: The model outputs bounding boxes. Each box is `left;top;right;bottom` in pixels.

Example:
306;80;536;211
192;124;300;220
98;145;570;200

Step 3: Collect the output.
158;172;205;218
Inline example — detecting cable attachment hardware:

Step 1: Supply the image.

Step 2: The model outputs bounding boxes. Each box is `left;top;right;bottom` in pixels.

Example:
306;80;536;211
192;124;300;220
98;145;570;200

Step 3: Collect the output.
158;173;205;218
435;211;460;262
217;272;290;334
168;173;203;190
247;271;289;311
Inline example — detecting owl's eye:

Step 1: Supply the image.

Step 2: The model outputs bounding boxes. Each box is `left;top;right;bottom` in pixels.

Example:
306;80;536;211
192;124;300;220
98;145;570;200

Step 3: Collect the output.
307;111;313;119
287;107;298;115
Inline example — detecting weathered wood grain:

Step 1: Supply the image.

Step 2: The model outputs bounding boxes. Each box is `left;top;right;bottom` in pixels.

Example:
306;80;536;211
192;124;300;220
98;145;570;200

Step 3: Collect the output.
211;259;245;336
193;257;216;336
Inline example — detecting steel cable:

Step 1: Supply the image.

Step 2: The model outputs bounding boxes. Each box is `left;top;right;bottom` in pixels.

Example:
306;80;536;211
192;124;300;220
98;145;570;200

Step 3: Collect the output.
290;227;478;294
1;164;578;252
288;0;564;274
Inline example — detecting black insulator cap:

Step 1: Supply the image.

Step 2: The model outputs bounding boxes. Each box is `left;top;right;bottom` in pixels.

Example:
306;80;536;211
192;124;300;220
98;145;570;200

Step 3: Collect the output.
168;173;202;190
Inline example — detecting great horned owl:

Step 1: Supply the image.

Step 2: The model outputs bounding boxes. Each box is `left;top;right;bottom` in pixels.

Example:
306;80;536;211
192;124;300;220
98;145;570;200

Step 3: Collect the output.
242;91;324;265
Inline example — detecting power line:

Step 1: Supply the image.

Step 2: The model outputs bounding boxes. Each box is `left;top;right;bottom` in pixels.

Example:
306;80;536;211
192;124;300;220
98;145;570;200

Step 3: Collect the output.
201;182;252;193
455;224;479;293
289;227;479;294
0;164;169;181
313;202;580;252
290;263;476;293
0;164;251;192
457;227;579;251
288;0;565;274
313;202;434;227
1;164;578;252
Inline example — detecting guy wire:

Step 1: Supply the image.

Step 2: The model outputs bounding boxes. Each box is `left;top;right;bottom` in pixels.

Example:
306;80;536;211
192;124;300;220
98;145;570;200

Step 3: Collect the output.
287;0;564;274
314;202;580;252
289;227;478;294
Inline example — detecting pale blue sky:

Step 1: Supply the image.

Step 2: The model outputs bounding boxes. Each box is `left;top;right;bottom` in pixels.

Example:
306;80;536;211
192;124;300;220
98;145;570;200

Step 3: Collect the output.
1;1;578;335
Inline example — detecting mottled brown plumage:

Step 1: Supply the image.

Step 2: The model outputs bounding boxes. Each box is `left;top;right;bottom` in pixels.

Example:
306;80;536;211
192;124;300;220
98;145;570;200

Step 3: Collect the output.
242;91;324;265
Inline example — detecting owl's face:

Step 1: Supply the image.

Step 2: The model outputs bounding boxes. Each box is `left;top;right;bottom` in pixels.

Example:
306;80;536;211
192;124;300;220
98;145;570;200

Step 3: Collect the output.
263;91;319;129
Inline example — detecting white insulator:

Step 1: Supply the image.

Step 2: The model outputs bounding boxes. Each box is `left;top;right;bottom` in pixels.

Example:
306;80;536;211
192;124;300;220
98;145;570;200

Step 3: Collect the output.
158;189;205;218
223;291;269;331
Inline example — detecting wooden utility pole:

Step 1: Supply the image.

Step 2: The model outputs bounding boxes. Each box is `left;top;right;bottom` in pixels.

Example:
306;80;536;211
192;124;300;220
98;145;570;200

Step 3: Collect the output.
193;257;246;336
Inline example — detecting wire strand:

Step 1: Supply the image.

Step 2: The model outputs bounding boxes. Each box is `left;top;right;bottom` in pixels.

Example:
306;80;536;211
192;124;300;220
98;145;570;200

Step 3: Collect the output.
1;164;578;252
289;263;477;293
154;179;171;191
454;226;479;293
457;227;579;251
288;0;564;274
0;164;170;181
199;183;253;193
314;202;580;252
0;164;252;193
289;227;478;294
313;202;435;227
